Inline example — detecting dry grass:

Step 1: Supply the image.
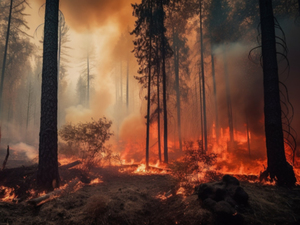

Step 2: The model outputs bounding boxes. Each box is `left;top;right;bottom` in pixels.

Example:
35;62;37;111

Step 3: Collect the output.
84;195;109;218
241;183;300;225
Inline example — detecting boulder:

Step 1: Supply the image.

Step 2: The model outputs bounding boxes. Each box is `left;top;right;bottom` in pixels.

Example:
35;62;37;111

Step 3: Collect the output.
196;175;248;225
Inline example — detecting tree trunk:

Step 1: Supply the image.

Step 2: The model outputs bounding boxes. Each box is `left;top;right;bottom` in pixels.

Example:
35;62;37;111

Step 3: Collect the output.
198;66;204;151
200;0;207;152
156;39;162;163
26;81;31;130
57;13;62;127
172;29;182;152
0;0;13;140
259;0;296;186
160;0;168;163
145;0;153;169
37;0;60;191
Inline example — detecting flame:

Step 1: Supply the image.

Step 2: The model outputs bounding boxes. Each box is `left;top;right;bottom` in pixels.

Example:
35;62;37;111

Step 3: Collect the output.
0;186;16;202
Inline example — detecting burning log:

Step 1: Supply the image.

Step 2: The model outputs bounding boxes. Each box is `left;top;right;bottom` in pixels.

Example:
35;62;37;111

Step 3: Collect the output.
2;145;9;171
27;178;80;206
59;160;81;170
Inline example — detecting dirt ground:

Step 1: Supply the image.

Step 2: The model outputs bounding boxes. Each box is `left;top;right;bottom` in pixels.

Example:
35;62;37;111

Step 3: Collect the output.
1;166;300;225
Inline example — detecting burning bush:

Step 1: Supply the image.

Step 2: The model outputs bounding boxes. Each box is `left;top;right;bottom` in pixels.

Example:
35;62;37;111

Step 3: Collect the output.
169;140;217;188
59;118;118;168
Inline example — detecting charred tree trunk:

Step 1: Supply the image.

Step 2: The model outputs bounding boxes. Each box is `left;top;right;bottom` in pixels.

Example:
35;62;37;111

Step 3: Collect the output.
37;0;60;191
200;0;207;152
172;29;182;152
26;81;31;130
145;0;153;169
156;39;162;163
198;66;204;152
160;0;168;163
259;0;296;186
57;13;62;127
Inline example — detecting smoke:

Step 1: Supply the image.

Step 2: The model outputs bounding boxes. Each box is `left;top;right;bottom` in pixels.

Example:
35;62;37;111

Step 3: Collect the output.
35;0;139;32
10;142;37;160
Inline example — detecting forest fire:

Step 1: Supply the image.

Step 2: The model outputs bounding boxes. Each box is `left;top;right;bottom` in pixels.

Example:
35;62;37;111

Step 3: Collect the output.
1;0;300;224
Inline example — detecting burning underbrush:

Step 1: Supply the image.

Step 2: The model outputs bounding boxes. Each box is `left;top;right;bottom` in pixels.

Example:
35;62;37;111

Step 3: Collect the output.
1;161;300;225
1;121;300;224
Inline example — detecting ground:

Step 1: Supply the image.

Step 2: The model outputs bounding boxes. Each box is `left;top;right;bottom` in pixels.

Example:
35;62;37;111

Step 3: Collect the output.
1;166;300;225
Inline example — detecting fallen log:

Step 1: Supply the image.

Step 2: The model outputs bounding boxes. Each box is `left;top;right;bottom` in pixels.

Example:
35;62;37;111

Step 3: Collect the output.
2;145;9;171
27;178;80;206
59;160;81;170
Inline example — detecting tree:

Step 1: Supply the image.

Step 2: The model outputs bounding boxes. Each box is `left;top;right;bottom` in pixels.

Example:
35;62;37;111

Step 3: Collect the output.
199;0;207;152
132;0;172;165
132;0;153;168
0;0;13;124
259;0;296;186
165;0;191;152
158;0;170;163
207;0;234;143
37;0;60;191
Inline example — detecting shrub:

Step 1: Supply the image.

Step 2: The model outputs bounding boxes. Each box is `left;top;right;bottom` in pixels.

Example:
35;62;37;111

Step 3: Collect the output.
59;118;115;167
169;140;217;187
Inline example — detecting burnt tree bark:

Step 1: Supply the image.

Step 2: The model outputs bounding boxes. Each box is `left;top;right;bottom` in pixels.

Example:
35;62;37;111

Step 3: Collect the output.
37;0;60;191
199;0;207;152
259;0;296;186
145;0;153;169
160;0;168;163
156;38;162;163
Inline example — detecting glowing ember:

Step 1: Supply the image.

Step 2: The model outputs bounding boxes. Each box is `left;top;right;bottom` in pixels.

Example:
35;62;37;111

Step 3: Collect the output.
90;178;103;185
156;192;170;201
176;187;186;195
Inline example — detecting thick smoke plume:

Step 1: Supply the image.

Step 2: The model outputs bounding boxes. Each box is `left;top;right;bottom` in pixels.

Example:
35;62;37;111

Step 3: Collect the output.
35;0;139;32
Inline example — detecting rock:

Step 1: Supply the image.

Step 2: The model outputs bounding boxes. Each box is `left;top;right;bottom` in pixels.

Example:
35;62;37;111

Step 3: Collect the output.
196;176;248;225
233;186;249;205
214;201;244;225
202;198;217;210
222;175;240;186
215;187;226;201
213;200;235;216
198;183;213;201
224;196;237;207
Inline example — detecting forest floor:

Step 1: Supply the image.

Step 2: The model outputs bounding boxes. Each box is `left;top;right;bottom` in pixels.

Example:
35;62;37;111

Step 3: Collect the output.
1;165;300;225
